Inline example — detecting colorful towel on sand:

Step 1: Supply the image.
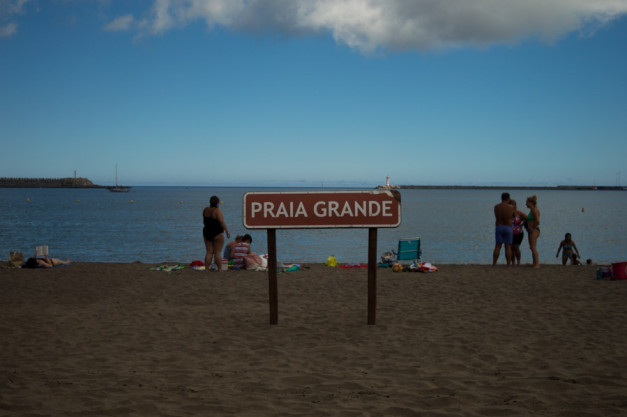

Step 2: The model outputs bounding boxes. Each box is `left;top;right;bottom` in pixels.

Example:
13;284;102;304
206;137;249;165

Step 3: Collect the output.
338;263;368;268
281;264;300;272
150;265;186;272
409;262;439;272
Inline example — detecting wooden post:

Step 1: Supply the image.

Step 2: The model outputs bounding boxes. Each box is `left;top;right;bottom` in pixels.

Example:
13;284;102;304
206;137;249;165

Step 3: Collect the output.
267;228;278;325
368;227;377;325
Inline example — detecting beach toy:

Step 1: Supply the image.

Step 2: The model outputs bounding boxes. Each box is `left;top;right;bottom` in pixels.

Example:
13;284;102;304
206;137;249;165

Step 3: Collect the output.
325;256;338;267
392;263;403;272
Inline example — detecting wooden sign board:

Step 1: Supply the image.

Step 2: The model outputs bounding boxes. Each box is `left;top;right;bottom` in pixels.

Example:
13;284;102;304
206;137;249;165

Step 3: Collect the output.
243;190;401;325
243;190;401;229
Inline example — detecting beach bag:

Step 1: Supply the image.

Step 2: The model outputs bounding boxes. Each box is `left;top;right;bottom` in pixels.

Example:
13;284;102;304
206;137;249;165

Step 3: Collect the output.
244;253;263;270
9;251;24;268
380;251;396;264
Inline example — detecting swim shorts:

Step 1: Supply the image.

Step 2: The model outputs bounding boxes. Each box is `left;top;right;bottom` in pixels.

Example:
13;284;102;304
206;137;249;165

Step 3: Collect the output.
495;225;513;245
513;233;524;245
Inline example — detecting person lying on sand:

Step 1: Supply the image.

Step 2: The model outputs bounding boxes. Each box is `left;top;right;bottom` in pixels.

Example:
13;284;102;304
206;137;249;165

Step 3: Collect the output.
23;254;72;268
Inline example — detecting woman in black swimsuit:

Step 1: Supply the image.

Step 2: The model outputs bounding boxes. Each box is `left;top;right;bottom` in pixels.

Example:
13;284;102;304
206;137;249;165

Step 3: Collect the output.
203;196;230;271
525;195;541;268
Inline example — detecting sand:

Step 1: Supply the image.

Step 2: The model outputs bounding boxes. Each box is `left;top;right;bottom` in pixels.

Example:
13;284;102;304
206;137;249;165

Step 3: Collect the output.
1;262;626;416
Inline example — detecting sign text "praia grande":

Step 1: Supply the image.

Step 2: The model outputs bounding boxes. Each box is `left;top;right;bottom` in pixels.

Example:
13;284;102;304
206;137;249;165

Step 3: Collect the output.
251;199;394;218
243;190;401;229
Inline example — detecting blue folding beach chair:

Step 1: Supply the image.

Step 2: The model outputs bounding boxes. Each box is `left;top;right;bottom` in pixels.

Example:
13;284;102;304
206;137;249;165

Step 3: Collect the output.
396;237;422;264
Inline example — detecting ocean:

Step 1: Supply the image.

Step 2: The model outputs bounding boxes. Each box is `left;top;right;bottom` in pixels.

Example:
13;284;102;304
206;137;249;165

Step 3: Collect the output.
1;187;625;265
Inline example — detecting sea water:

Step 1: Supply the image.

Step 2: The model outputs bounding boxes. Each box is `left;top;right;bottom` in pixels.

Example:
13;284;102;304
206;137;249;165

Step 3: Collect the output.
1;187;625;265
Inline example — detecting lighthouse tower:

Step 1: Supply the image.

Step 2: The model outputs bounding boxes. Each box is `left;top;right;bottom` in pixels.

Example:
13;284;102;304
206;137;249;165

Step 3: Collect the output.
386;175;390;188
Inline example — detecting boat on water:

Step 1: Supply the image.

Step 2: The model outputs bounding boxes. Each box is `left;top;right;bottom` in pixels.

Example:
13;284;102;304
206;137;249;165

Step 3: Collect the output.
107;185;130;192
107;164;131;192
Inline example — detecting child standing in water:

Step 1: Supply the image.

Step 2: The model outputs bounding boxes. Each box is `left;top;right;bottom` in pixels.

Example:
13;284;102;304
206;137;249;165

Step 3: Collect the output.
556;233;581;265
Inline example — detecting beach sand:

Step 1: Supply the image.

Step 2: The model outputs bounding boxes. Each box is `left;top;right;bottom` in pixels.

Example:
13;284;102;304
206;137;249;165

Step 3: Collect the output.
1;262;626;416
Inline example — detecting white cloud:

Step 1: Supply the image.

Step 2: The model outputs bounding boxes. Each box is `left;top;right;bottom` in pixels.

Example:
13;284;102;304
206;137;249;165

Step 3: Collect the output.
0;0;30;38
0;21;16;37
0;0;30;15
104;14;134;32
147;0;245;34
129;0;627;52
5;0;627;50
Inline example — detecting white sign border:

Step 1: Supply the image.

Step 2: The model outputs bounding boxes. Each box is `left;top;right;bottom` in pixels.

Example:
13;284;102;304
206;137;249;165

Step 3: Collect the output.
242;190;402;229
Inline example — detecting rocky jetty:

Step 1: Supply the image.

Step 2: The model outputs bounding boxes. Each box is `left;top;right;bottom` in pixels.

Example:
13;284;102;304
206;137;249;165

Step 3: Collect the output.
0;177;102;188
375;184;625;191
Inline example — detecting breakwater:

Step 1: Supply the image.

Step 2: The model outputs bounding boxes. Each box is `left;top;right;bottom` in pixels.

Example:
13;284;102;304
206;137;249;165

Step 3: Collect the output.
0;177;101;188
375;184;625;191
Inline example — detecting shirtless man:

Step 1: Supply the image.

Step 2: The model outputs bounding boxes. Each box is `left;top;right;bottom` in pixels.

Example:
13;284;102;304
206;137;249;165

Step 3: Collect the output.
493;192;514;266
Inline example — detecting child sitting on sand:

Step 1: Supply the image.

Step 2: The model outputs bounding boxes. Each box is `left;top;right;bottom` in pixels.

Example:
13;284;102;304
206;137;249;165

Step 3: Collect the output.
223;235;243;260
231;234;252;270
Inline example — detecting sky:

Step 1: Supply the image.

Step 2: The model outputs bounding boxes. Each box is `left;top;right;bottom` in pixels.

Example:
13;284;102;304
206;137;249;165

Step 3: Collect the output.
1;0;626;188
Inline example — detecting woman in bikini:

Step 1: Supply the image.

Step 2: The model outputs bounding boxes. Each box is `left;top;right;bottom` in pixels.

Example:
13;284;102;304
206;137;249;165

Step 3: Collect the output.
556;233;581;265
203;196;230;271
525;195;541;268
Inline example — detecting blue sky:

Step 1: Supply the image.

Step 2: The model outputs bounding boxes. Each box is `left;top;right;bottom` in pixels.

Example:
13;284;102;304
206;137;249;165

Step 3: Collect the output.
1;0;626;187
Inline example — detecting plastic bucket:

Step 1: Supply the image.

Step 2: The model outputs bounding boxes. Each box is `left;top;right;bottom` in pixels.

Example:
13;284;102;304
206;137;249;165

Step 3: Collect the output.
612;262;627;280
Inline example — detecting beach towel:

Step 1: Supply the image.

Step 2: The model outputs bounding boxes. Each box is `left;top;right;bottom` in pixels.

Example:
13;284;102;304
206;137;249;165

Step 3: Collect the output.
338;263;368;269
150;265;186;272
409;262;439;272
281;264;300;272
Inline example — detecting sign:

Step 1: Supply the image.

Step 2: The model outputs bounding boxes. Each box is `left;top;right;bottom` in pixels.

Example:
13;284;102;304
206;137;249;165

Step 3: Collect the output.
243;189;401;325
243;190;401;229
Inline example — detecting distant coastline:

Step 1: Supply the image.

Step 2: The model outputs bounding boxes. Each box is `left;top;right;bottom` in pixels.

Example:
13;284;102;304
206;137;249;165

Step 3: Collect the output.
0;177;129;191
1;177;623;191
375;184;626;191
